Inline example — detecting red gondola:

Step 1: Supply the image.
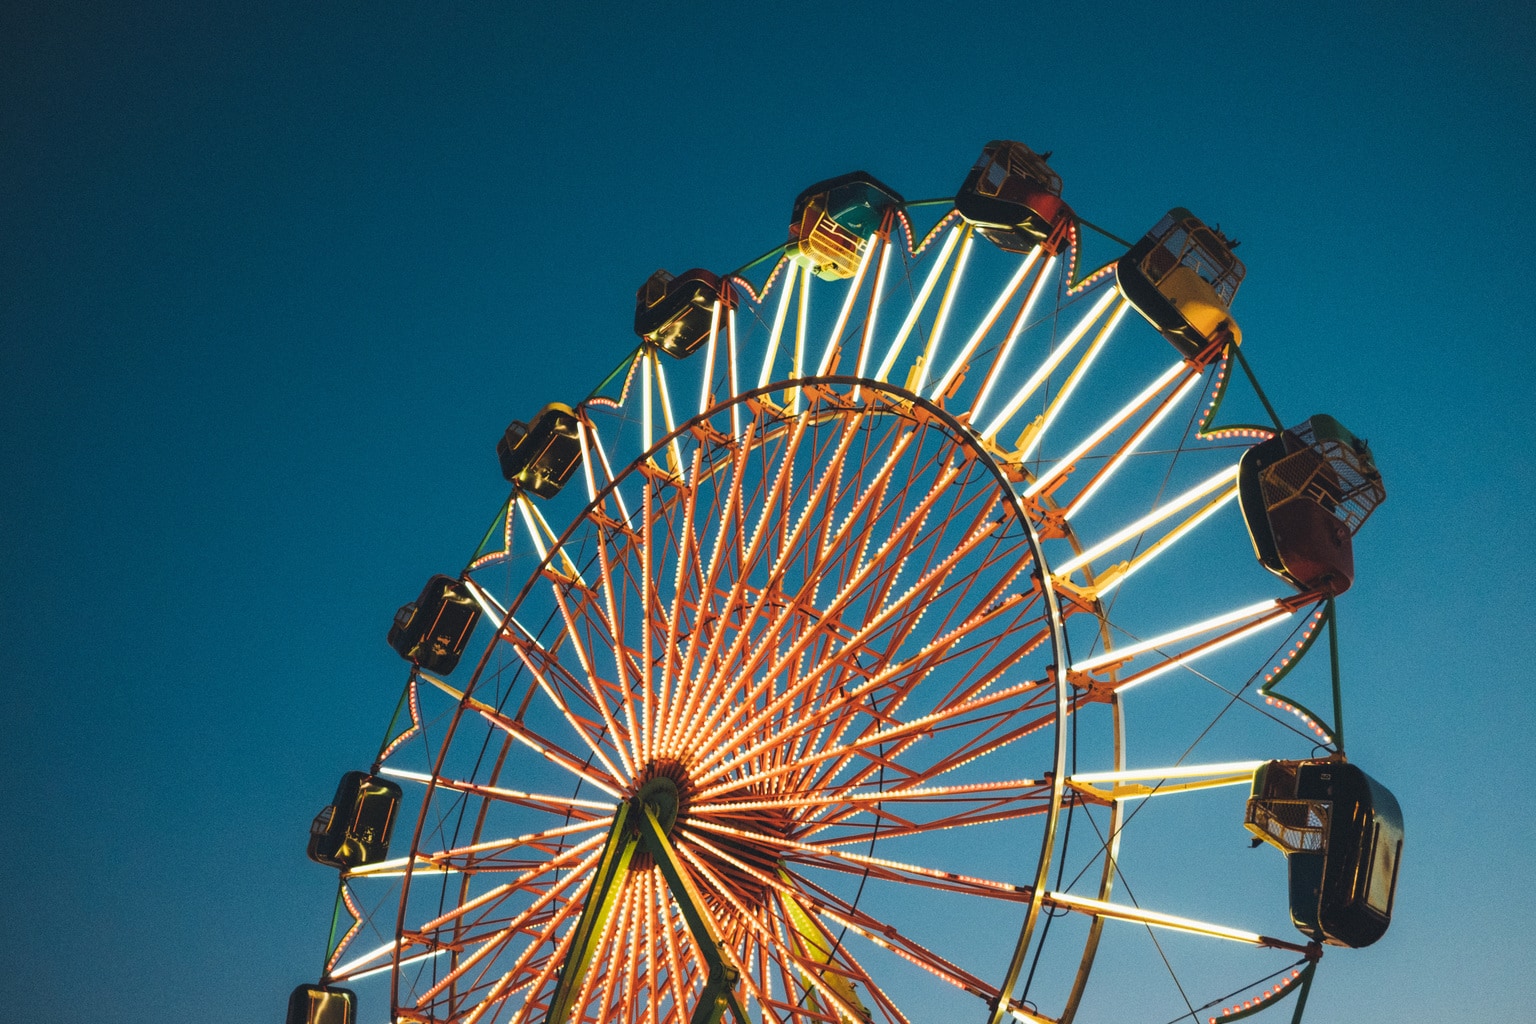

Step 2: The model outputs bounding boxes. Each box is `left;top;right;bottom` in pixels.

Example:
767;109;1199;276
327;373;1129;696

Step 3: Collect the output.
955;140;1072;254
1239;415;1385;597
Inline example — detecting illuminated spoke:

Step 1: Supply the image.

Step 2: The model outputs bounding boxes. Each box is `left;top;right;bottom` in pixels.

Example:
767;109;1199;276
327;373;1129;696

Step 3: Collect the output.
653;355;686;476
853;233;894;391
792;267;810;413
410;845;608;1005
913;227;974;393
782;866;1001;999
760;260;800;388
1022;359;1193;500
979;287;1121;442
971;252;1058;422
1013;298;1131;461
817;234;881;376
728;306;742;436
1099;606;1296;694
1054;463;1241;578
874;225;960;384
931;245;1041;400
583;416;633;525
1042;892;1313;953
1064;371;1205;520
699;299;722;418
472;704;624;798
378;767;612;816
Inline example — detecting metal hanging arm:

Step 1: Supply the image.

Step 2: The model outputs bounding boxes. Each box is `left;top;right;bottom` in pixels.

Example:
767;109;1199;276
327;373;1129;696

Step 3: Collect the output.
1074;214;1133;249
1288;961;1317;1024
1326;598;1346;756
1230;344;1286;433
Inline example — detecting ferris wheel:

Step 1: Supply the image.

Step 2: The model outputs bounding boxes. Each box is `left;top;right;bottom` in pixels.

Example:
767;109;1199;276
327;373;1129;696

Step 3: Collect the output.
286;141;1403;1024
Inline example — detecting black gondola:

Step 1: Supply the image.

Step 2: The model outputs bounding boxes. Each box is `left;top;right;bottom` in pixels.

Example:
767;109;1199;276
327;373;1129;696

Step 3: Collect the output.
634;269;726;359
497;403;583;499
1116;208;1245;358
307;771;403;869
1238;415;1385;597
1246;759;1403;948
286;984;357;1024
955;140;1072;255
788;171;903;281
386;574;482;674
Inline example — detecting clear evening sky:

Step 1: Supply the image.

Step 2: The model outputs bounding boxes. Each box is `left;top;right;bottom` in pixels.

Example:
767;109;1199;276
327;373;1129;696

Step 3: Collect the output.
3;2;1531;1022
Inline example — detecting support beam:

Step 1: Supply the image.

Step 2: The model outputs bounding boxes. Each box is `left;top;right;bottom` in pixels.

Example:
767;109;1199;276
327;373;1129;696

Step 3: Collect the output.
1043;892;1315;954
543;794;755;1024
545;804;641;1024
636;804;754;1024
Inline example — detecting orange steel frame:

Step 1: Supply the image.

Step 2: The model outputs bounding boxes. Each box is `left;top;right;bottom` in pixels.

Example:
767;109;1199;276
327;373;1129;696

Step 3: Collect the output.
388;384;1075;1024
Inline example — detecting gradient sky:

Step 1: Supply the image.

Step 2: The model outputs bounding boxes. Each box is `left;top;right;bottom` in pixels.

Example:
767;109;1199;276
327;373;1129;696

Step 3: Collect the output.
3;3;1532;1022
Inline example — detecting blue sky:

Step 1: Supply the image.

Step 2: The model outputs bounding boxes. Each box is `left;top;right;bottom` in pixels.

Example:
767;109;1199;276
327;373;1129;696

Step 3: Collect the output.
3;3;1532;1022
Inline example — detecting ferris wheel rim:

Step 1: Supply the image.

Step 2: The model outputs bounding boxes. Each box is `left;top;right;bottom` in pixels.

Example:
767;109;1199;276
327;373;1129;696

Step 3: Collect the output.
388;374;1079;1024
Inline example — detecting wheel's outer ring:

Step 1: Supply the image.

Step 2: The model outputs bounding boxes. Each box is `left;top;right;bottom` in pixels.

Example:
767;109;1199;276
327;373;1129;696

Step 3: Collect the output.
392;374;1079;1023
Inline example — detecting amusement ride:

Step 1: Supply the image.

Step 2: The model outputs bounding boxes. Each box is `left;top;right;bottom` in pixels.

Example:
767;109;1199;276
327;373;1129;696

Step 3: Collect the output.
286;139;1403;1024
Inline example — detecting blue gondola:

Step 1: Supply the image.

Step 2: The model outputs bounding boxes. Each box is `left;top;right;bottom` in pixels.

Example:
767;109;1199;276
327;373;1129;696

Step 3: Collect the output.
788;171;903;281
1246;759;1403;948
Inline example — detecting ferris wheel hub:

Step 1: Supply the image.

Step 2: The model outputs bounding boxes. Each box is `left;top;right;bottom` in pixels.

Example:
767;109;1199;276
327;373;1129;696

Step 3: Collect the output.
634;771;685;835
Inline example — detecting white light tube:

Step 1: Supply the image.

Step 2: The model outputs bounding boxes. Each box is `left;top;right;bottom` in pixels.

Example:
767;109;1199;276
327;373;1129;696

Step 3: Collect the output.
931;245;1041;399
1068;760;1265;785
913;229;975;393
972;253;1058;422
855;235;894;385
1045;892;1269;946
698;299;721;418
1014;300;1129;460
1024;359;1188;499
874;226;960;383
1116;610;1293;693
1065;373;1202;521
759;259;799;388
980;288;1121;441
1053;463;1241;576
818;234;881;376
792;265;810;414
1073;599;1281;672
727;306;741;437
